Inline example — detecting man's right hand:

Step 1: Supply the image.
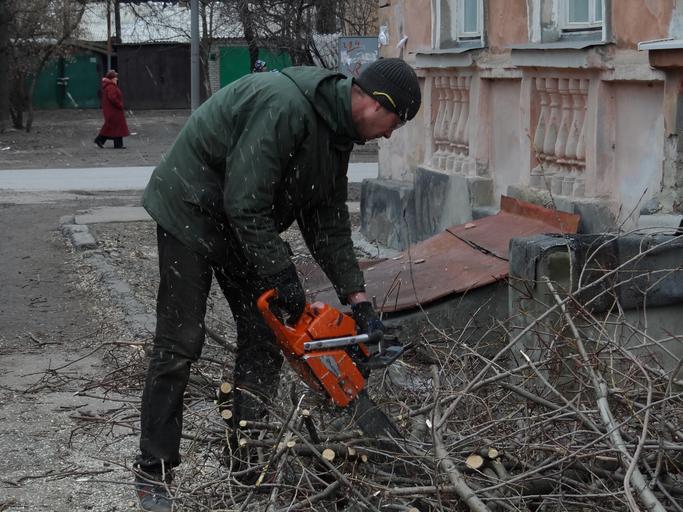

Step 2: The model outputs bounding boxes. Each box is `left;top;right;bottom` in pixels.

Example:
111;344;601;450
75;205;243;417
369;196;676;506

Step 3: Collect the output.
269;265;306;324
351;301;385;335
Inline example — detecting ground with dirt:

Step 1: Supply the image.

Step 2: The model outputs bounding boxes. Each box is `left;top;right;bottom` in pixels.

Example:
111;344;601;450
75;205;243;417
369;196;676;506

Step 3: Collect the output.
0;189;380;512
0;110;190;170
0;191;149;512
0;109;378;171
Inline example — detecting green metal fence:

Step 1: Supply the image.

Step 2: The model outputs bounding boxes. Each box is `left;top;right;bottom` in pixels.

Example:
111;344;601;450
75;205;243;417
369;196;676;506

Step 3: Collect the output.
33;53;101;109
219;47;292;87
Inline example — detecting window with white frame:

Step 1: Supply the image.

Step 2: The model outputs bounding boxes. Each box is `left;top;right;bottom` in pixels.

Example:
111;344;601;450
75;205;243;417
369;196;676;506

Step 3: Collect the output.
434;0;484;48
458;0;482;39
561;0;603;32
528;0;609;43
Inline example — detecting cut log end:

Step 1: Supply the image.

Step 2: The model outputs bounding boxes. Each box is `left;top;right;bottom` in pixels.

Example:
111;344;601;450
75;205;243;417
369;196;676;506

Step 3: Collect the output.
220;409;233;421
466;453;485;470
322;448;335;462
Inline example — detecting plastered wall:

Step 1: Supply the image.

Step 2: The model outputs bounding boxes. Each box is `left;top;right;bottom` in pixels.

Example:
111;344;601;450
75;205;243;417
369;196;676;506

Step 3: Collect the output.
487;0;529;51
613;0;674;47
377;0;430;181
614;83;665;225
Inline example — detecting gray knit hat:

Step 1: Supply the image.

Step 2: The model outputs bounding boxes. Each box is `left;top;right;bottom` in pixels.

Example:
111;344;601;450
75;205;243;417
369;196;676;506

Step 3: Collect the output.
355;58;421;122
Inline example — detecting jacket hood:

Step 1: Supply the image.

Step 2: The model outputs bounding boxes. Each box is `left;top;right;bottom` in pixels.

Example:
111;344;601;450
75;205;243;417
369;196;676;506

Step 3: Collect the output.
280;67;360;143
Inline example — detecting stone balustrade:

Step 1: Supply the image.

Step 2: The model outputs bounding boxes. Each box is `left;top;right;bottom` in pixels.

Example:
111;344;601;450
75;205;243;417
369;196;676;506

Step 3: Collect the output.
430;74;479;176
530;76;588;198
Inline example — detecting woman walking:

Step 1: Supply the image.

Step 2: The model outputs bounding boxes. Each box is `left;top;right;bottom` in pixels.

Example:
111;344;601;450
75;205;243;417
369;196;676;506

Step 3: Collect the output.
94;70;130;149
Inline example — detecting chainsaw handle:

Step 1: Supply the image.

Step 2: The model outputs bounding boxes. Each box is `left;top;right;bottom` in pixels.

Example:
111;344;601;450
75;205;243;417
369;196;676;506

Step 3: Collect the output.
257;289;301;340
366;329;384;345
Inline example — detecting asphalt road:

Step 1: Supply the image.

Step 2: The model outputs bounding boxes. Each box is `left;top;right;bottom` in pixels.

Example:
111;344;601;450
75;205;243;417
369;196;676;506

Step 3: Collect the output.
0;161;378;191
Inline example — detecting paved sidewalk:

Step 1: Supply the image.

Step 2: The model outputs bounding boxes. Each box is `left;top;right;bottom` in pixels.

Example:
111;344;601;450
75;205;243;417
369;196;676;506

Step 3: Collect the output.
0;162;379;191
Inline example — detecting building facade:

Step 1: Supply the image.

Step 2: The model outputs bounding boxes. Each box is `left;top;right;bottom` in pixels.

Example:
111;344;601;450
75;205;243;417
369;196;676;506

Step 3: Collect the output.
364;0;683;248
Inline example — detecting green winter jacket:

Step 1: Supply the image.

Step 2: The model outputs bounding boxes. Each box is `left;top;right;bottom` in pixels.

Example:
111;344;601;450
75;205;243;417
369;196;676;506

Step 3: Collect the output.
142;67;365;300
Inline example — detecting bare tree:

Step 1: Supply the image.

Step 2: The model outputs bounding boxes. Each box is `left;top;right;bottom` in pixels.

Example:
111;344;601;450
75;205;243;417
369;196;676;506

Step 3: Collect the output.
0;0;12;132
315;0;338;34
6;0;87;132
227;0;377;71
339;0;378;35
235;1;258;71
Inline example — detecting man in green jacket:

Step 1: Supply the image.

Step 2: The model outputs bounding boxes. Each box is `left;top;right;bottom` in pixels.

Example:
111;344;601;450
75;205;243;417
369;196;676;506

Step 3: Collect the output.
134;58;420;511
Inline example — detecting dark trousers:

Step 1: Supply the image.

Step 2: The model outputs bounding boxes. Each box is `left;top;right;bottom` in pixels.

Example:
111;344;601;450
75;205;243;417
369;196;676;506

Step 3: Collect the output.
94;135;125;148
135;225;284;474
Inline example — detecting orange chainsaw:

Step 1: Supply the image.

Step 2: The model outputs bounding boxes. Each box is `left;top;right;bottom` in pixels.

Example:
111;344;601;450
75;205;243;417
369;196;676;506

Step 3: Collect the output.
257;289;403;438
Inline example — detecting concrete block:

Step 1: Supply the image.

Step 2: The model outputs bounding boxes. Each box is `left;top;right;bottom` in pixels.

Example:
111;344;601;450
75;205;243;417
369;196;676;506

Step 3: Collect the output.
413;167;450;239
384;280;510;360
414;166;494;241
506;185;617;233
552;196;575;213
637;213;683;235
507;235;572;385
472;206;499;220
360;168;495;249
506;185;551;208
58;215;75;227
360;178;416;250
70;230;98;250
571;199;617;233
74;206;152;224
60;223;97;250
613;234;683;308
508;233;683;383
60;223;89;236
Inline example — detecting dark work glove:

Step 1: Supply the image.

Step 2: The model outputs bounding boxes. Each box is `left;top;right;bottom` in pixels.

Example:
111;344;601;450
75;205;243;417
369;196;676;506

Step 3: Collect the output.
269;265;306;325
351;301;385;335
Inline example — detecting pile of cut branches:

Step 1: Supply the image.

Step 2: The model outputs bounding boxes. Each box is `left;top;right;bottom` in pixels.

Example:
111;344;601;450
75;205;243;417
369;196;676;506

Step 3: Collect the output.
67;236;682;511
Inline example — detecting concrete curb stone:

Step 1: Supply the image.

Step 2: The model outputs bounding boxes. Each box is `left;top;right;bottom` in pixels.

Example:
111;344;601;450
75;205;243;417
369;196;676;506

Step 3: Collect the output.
58;212;156;338
60;222;98;250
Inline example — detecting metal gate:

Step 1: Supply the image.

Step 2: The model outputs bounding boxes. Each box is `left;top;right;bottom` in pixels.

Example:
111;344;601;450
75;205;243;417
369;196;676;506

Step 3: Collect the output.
116;43;199;109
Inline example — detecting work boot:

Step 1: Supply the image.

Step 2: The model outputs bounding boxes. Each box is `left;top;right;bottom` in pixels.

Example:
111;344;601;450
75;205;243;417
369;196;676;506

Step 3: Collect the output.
134;471;175;511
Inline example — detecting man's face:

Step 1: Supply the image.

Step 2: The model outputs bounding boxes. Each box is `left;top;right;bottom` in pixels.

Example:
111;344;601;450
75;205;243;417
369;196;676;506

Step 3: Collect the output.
356;103;404;142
